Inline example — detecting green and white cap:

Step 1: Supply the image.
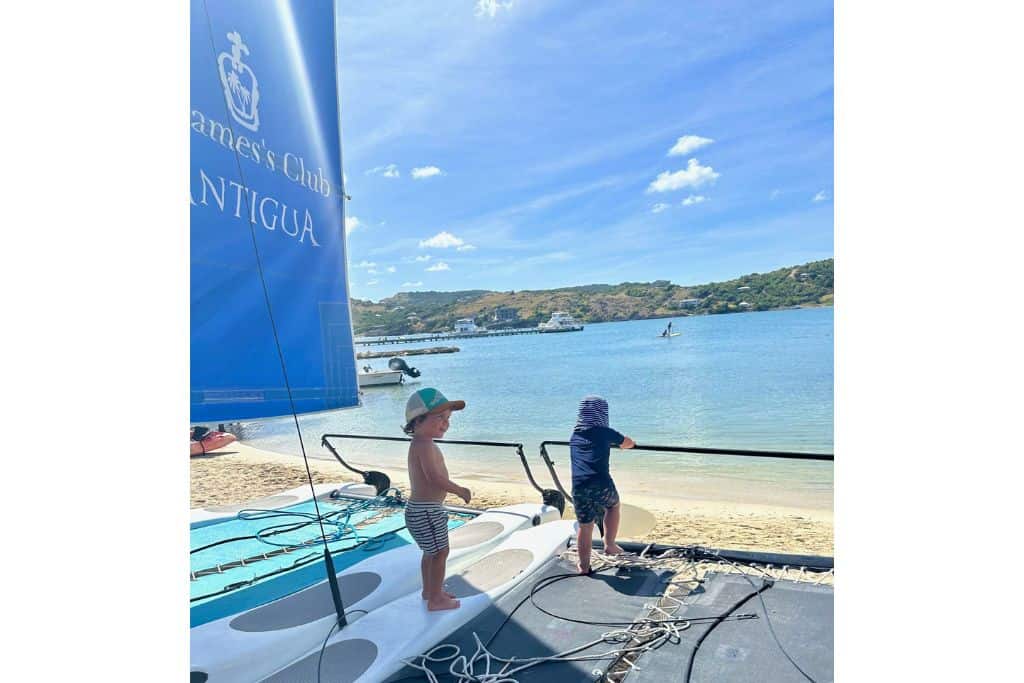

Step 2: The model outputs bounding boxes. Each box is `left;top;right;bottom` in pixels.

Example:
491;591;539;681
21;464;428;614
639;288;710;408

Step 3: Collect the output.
405;387;466;424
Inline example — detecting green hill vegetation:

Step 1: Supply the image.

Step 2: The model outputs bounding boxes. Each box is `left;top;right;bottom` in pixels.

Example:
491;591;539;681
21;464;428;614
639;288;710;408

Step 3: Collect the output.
351;258;833;336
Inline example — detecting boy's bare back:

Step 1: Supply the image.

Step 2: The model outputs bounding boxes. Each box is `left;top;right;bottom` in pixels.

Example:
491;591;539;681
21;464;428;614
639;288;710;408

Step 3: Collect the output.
408;439;450;503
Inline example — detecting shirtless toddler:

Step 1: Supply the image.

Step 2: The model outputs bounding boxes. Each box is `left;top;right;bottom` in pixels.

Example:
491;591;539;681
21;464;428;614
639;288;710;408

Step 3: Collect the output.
403;388;471;611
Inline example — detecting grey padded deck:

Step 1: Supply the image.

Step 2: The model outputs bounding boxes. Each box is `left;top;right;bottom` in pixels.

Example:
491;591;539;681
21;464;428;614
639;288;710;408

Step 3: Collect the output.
629;571;834;683
261;637;378;683
448;520;503;549
229;571;382;632
444;549;534;598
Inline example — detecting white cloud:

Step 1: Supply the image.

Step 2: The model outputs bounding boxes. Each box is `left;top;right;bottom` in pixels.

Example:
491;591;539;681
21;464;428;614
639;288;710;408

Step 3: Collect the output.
354;260;377;269
813;190;830;202
386;266;396;273
402;281;423;288
475;0;514;19
414;254;432;262
345;216;362;234
651;203;670;214
419;231;464;248
411;166;443;179
426;262;451;272
456;244;477;251
668;135;714;157
367;269;379;275
681;195;707;206
366;280;379;286
366;164;400;178
646;159;720;193
770;189;781;200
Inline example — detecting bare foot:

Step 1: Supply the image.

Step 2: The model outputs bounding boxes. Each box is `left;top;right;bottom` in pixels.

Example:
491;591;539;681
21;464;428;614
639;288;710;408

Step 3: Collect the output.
577;564;591;575
427;596;461;611
603;543;625;555
422;591;457;600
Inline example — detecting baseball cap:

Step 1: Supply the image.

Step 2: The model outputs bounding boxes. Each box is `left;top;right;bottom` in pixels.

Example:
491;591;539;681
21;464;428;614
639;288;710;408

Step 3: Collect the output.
405;387;466;424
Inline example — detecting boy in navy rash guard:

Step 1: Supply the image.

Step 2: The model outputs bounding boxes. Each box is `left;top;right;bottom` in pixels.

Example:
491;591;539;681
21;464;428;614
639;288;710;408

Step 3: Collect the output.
569;395;635;574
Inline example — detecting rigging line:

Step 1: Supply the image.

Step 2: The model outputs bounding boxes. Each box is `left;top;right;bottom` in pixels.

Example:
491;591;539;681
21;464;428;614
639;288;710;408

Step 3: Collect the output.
199;0;346;626
712;554;820;683
683;579;772;683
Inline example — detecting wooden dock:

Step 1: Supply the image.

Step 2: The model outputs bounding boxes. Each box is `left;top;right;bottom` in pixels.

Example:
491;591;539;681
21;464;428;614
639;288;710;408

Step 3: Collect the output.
354;326;581;346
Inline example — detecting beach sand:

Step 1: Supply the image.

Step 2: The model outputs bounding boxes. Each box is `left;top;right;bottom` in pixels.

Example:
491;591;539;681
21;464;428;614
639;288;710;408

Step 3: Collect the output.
191;442;833;557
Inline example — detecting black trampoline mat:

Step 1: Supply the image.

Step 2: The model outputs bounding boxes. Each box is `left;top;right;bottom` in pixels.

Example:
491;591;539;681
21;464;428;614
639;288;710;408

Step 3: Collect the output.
386;555;674;682
629;572;834;683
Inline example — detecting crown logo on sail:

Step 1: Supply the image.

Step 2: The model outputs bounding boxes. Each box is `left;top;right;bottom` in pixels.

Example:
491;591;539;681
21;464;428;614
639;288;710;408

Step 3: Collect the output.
217;31;260;132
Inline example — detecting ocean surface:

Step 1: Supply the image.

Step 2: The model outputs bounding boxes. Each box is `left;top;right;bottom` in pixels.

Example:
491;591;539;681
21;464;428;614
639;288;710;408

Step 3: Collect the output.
238;307;834;509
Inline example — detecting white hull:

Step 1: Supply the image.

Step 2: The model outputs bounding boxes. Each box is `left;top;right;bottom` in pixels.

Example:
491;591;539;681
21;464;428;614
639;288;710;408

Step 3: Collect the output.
357;370;404;386
258;519;576;683
191;503;561;683
189;482;375;528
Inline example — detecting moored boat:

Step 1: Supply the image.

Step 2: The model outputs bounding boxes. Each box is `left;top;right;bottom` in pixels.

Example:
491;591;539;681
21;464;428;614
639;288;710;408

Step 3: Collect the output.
538;311;584;332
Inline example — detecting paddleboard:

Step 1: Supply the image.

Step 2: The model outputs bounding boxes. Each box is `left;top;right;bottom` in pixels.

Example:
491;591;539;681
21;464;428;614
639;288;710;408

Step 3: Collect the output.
594;502;658;539
254;519;576;683
190;483;375;529
657;332;681;338
190;503;560;683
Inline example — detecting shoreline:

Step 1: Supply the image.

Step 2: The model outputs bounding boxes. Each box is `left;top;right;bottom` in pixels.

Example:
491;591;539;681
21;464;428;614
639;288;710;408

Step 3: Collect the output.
191;442;833;556
354;304;835;338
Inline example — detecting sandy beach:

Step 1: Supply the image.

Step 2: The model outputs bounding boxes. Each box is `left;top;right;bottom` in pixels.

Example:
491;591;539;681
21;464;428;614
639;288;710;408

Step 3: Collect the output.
191;442;833;557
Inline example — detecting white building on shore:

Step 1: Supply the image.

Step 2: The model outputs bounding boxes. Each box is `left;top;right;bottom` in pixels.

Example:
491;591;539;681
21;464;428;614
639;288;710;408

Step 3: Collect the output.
453;318;480;333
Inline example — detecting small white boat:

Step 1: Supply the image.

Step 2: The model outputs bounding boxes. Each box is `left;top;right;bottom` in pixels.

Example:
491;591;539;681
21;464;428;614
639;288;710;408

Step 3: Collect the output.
357;365;404;387
538;312;583;332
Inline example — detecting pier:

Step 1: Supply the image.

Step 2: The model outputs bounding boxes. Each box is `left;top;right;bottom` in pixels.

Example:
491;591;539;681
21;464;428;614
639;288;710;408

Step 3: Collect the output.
354;326;581;346
356;346;460;359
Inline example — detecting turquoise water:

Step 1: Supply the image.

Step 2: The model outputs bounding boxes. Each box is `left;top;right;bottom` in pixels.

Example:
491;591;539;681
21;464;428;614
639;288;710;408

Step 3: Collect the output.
239;307;833;507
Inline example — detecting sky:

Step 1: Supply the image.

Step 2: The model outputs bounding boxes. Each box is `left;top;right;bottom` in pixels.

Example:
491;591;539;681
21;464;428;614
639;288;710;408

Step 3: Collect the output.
337;0;833;302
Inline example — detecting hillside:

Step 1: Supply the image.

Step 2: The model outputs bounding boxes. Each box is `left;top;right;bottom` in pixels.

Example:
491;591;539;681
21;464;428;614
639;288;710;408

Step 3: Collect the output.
351;258;833;336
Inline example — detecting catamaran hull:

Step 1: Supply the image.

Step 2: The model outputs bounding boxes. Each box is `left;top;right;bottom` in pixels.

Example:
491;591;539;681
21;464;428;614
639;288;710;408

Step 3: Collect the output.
190;503;560;683
257;519;576;683
190;483;375;529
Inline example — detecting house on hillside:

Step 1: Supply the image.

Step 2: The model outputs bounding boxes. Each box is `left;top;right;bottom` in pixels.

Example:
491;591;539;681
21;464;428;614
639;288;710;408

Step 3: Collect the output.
492;307;518;322
678;298;701;308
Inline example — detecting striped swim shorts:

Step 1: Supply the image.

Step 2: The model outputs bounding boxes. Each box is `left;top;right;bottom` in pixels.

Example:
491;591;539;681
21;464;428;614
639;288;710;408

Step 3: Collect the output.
404;500;450;555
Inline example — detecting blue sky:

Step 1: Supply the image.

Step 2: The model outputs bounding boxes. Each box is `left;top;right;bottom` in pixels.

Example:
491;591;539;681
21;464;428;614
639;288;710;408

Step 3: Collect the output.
337;0;833;301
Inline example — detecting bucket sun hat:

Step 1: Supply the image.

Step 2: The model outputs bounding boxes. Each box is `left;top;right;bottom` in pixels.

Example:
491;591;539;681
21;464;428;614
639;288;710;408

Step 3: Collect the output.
405;387;466;425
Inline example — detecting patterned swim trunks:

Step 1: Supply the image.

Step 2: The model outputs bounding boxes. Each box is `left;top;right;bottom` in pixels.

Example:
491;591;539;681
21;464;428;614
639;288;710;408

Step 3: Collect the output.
571;481;620;524
404;500;450;555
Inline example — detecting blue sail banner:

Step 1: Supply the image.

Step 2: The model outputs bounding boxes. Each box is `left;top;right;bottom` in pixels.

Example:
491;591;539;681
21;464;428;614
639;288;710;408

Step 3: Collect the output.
191;0;359;421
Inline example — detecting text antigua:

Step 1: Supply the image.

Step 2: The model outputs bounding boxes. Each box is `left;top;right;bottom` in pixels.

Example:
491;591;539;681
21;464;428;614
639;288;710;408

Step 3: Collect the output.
191;109;338;199
191;168;321;247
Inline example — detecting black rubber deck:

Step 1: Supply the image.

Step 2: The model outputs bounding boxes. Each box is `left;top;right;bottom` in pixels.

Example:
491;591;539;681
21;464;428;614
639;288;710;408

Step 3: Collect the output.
629;571;834;683
386;555;675;682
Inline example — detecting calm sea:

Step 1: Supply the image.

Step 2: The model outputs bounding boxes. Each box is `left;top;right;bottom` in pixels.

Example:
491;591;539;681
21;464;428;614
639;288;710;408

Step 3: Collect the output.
238;307;833;508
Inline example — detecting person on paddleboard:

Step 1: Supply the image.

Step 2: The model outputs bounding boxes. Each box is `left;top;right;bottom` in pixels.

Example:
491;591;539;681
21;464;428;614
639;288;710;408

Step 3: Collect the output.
569;395;635;574
403;388;472;611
